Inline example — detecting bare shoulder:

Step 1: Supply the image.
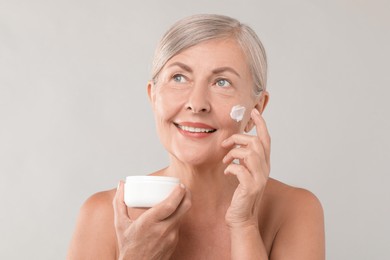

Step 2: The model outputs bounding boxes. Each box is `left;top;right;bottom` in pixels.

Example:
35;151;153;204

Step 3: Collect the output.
264;178;325;260
67;189;117;260
81;189;116;215
264;178;323;215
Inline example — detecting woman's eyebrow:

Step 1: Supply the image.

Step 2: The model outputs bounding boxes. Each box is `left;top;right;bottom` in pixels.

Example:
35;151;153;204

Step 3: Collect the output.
212;67;241;78
166;62;240;78
166;62;193;73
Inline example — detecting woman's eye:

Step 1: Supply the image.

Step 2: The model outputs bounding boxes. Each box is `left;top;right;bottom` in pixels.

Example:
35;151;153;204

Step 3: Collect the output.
216;79;231;88
173;74;186;83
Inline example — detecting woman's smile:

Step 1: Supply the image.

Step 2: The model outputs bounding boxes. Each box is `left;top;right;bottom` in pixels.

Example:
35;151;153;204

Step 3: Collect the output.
174;121;217;138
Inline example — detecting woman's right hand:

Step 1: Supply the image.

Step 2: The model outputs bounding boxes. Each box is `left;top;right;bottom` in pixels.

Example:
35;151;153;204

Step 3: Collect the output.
113;181;191;260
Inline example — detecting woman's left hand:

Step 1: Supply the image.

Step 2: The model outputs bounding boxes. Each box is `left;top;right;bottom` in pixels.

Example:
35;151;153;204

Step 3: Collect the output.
222;108;271;229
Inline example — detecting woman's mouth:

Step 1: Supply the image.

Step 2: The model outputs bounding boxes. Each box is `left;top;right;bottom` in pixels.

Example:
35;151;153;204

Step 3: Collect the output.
174;122;217;136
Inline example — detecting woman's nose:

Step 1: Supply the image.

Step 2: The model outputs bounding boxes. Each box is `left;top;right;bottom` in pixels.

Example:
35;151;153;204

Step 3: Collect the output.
185;84;211;113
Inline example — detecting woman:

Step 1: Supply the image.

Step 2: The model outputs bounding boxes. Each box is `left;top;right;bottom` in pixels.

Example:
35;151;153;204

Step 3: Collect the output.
68;14;325;259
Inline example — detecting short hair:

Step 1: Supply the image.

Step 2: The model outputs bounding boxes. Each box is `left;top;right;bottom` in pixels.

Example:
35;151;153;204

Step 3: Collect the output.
151;14;268;95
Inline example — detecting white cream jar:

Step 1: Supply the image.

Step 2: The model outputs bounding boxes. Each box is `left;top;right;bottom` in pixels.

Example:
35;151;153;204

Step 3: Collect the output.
124;176;180;208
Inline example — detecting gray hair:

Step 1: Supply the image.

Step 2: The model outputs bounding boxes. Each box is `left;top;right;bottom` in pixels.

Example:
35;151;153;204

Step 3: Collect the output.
151;14;268;95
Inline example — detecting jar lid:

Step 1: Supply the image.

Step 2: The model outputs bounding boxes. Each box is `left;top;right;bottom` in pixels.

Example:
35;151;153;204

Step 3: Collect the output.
125;175;180;183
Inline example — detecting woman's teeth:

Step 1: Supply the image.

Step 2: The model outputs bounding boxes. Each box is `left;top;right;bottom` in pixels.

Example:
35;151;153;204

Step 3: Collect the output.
177;125;216;133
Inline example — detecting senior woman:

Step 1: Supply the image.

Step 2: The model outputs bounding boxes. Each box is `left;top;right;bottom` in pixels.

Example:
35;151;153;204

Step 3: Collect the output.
68;14;325;259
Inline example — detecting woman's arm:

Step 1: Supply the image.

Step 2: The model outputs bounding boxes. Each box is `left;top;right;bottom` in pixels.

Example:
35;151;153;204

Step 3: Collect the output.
223;108;324;259
222;108;271;259
230;224;268;259
67;191;117;260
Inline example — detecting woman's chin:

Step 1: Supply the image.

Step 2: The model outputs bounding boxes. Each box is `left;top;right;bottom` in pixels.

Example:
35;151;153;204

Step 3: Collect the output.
172;152;223;168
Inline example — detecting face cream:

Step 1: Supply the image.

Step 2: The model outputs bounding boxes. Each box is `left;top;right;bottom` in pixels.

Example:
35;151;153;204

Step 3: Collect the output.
124;176;180;208
230;105;246;122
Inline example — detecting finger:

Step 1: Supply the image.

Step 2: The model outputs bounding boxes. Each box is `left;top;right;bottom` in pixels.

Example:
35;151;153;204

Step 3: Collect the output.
251;109;271;164
165;187;192;223
225;150;268;184
223;147;250;164
113;180;132;229
221;134;263;155
224;163;254;188
222;145;266;163
222;147;262;173
145;184;186;222
251;109;271;150
222;137;265;162
221;134;250;148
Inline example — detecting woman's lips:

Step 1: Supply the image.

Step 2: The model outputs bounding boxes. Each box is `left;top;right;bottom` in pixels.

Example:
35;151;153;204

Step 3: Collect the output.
174;122;217;137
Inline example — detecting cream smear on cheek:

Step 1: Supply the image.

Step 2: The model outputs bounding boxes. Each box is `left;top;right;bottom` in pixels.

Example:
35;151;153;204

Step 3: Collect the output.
230;105;246;122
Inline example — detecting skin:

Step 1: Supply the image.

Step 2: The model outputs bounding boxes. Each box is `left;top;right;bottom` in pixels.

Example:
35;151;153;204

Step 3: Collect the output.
67;38;325;259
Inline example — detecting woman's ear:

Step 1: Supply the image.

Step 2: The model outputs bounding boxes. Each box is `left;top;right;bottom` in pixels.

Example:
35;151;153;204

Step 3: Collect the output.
244;91;270;133
147;80;155;107
257;90;270;115
244;118;255;133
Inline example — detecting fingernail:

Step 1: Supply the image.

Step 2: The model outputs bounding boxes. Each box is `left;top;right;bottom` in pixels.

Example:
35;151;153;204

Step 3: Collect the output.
180;183;186;189
117;181;120;191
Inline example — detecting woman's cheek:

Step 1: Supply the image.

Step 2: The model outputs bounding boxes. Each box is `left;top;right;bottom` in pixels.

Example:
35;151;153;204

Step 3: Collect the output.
216;103;241;133
154;89;183;119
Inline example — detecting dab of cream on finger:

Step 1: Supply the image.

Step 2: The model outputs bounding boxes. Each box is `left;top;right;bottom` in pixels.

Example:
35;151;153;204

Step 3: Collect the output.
230;105;246;122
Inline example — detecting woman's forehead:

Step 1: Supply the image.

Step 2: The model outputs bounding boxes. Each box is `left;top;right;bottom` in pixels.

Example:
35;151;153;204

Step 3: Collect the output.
165;38;251;75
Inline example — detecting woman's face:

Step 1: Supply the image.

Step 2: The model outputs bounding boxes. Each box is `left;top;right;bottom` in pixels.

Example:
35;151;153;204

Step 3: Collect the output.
148;38;262;165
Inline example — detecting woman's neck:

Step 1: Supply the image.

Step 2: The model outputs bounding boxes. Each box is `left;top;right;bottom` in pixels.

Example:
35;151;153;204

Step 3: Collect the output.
158;158;239;214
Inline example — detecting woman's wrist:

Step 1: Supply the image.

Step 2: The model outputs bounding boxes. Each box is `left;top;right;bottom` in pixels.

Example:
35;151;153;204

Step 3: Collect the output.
227;217;259;230
229;222;259;237
229;222;268;260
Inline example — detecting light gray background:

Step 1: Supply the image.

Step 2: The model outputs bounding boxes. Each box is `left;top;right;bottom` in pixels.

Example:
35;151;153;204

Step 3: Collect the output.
1;0;389;259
